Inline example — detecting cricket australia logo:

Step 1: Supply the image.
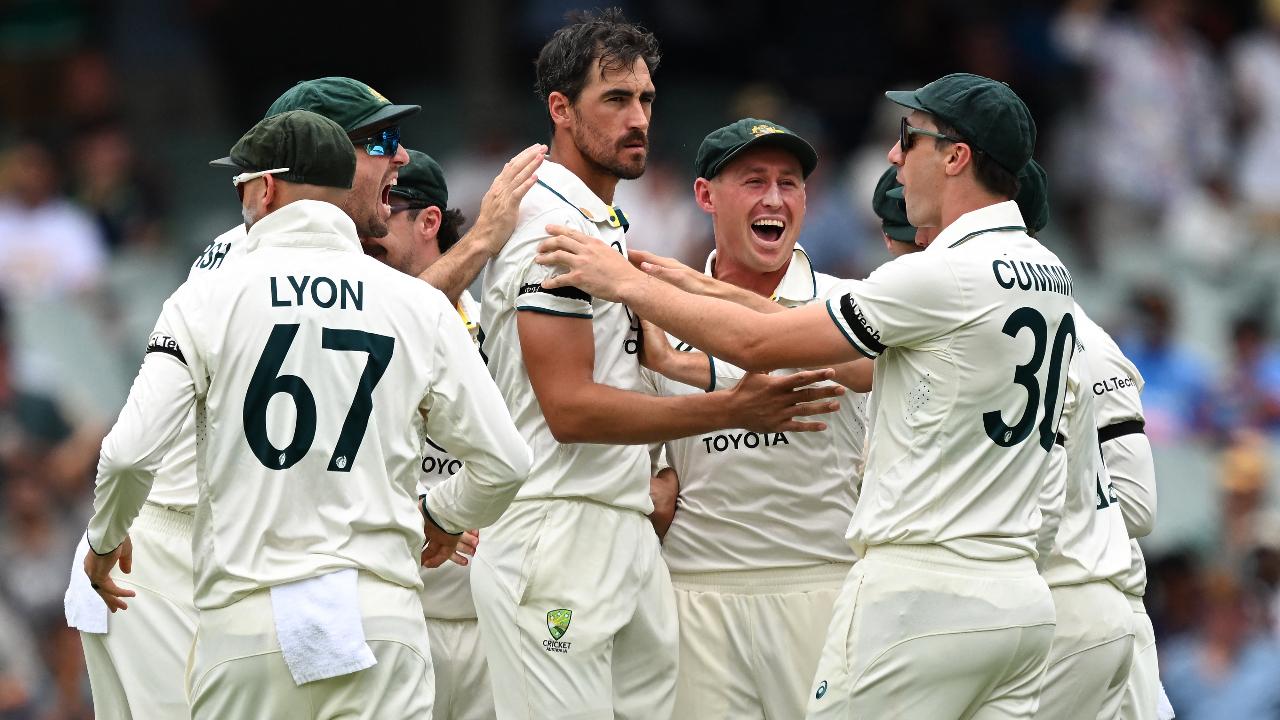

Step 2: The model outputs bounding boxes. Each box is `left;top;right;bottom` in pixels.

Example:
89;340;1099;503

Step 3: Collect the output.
543;608;573;653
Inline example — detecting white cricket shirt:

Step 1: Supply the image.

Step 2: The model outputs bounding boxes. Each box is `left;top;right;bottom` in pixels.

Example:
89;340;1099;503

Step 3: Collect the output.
87;200;531;610
141;223;249;510
480;159;651;514
650;247;867;573
419;289;483;621
1077;307;1154;596
1040;335;1132;587
825;201;1075;561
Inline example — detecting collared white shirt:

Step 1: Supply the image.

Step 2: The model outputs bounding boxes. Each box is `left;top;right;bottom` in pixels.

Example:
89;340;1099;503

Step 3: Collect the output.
826;201;1076;561
1076;306;1154;596
481;159;652;513
647;246;868;573
87;200;530;610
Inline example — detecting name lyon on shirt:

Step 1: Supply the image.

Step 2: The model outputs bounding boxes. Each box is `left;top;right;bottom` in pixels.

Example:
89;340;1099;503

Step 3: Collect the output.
991;260;1073;297
270;275;364;311
701;431;790;454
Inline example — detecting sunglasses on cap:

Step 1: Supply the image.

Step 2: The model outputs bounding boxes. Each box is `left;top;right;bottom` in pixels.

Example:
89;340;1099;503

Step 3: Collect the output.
899;116;965;153
349;126;401;158
232;167;289;200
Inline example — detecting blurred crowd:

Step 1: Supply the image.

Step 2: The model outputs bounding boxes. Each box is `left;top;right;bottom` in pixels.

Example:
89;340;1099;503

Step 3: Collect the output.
3;0;1280;717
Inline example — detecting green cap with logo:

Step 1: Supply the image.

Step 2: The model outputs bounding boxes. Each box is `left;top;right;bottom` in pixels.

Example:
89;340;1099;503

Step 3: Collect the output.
1015;159;1049;234
211;77;419;168
872;167;916;243
389;149;448;208
695;118;818;180
886;73;1036;175
225;110;356;189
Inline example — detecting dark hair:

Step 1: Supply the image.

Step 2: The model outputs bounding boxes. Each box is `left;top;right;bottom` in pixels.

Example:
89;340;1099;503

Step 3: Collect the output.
406;206;467;254
932;119;1020;199
534;7;661;131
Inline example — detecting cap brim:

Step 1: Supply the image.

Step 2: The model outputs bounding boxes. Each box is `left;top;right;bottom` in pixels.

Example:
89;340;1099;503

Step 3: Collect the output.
885;89;929;113
712;133;819;179
883;222;917;243
350;103;421;133
208;156;241;169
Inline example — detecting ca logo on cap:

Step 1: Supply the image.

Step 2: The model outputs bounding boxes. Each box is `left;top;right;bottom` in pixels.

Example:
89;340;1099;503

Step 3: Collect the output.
366;84;389;105
751;124;784;136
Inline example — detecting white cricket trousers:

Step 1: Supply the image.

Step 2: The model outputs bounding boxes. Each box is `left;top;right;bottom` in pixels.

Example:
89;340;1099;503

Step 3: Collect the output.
471;498;679;719
670;563;850;720
188;571;434;719
805;544;1056;720
1118;594;1162;720
1036;580;1135;719
81;503;197;720
425;616;493;720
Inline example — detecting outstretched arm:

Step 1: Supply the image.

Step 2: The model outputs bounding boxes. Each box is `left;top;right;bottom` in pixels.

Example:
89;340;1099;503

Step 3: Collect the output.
418;145;545;303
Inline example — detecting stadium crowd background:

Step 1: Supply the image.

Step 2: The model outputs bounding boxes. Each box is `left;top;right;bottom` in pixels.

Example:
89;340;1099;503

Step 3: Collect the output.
2;0;1280;717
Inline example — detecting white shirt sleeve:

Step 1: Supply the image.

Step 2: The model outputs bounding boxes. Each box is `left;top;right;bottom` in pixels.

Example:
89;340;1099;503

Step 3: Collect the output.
422;308;532;533
86;302;198;553
512;211;596;319
825;251;960;358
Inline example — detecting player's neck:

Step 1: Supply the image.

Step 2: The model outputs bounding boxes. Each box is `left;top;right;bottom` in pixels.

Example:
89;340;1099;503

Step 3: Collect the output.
549;141;620;205
712;252;789;298
937;185;1011;233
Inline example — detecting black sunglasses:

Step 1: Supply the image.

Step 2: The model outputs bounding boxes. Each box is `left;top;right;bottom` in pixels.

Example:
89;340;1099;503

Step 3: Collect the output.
899;116;966;152
350;126;401;158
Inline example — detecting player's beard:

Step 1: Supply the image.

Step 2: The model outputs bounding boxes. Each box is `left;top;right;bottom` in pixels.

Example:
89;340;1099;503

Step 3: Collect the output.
241;204;259;231
573;122;648;180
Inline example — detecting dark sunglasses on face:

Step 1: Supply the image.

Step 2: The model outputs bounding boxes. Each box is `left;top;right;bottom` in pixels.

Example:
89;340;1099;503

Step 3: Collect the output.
899;116;966;152
350;126;401;157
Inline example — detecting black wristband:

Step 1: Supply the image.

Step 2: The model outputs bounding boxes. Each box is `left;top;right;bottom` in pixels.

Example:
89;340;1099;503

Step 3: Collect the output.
420;496;463;537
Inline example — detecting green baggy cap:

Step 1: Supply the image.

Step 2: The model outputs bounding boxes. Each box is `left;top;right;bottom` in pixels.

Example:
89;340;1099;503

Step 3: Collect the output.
1015;159;1049;234
389;149;448;208
695;118;818;180
872;167;916;243
225;110;355;189
886;73;1036;174
211;77;419;168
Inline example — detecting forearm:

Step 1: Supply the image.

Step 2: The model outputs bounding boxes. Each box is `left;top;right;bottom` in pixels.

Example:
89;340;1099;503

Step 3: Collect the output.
1103;434;1157;538
546;382;736;445
418;223;498;305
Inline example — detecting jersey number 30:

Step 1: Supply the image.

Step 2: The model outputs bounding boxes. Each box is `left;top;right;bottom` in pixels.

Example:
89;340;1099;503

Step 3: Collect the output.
983;308;1076;451
243;323;395;471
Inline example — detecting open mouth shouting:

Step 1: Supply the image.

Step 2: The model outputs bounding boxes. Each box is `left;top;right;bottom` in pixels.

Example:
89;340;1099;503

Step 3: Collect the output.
750;217;786;244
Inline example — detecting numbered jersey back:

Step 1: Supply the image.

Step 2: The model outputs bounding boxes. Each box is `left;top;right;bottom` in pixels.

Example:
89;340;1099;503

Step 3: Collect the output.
155;212;466;609
828;210;1076;561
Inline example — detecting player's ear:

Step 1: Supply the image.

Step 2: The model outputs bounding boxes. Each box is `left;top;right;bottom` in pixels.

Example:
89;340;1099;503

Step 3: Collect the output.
548;91;573;131
417;206;442;242
943;142;974;178
693;177;715;214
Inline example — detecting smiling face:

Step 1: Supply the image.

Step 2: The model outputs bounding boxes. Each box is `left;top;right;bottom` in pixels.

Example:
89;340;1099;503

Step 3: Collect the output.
698;144;806;275
362;205;443;277
338;126;410;240
565;56;655;180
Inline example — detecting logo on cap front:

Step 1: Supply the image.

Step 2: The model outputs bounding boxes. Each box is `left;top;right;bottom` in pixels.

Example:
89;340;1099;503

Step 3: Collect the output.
751;124;784;136
366;85;390;105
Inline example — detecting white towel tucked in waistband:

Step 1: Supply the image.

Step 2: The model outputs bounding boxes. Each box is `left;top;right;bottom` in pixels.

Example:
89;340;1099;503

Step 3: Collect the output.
64;533;108;634
269;568;376;685
1157;681;1176;720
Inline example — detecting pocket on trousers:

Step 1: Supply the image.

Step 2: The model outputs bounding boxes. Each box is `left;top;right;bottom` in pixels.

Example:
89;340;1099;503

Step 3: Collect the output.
837;567;867;676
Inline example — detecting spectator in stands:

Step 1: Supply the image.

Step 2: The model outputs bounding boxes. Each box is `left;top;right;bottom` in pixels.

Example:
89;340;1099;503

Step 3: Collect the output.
1229;0;1280;240
1120;286;1214;441
1210;316;1280;436
1053;0;1228;246
70;121;165;251
1162;570;1280;720
0;141;107;300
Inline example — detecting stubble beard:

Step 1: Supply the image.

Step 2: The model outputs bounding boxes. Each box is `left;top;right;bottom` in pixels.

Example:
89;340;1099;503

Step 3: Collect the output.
575;124;647;181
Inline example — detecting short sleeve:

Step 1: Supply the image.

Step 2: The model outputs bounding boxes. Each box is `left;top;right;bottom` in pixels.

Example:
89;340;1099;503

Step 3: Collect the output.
823;252;960;358
512;211;596;319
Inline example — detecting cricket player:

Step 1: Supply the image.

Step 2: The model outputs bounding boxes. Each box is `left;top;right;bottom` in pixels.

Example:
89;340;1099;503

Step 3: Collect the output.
365;148;494;720
83;110;531;719
534;73;1073;719
472;10;843;719
1012;166;1171;720
66;77;541;719
1008;162;1135;719
638;118;869;719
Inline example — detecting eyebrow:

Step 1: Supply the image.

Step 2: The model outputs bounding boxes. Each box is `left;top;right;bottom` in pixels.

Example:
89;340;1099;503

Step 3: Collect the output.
601;87;657;101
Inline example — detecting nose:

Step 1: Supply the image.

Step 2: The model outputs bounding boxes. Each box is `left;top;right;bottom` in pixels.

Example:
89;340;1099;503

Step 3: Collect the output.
762;182;783;208
888;141;904;167
392;144;410;167
627;99;649;132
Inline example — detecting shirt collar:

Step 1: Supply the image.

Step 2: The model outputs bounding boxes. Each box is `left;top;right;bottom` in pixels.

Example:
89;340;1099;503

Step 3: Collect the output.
242;200;362;255
536;159;627;229
703;244;818;305
928;200;1027;252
